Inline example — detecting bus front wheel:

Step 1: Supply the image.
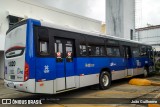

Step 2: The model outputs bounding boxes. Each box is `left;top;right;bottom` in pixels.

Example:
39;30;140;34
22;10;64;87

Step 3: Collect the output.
99;71;111;90
144;67;149;77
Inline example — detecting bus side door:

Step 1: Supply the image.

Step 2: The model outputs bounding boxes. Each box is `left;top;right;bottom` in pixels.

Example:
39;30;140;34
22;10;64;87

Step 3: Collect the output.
54;38;76;91
123;46;133;76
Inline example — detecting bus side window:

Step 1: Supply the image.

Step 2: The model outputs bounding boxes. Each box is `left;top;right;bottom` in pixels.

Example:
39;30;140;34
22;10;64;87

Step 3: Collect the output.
98;46;105;56
106;47;120;57
80;45;87;56
140;46;147;56
147;47;153;59
88;46;92;56
37;27;49;56
88;45;105;56
39;41;49;55
132;48;139;57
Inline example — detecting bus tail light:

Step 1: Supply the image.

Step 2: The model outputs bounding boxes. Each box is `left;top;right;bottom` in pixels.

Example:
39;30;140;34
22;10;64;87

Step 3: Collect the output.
24;62;29;81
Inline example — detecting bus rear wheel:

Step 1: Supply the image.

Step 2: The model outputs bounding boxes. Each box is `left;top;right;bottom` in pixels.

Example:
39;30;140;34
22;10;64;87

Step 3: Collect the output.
99;71;111;90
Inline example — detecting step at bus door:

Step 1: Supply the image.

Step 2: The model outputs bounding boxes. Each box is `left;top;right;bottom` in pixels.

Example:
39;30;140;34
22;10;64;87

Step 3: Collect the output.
123;46;132;76
54;38;76;91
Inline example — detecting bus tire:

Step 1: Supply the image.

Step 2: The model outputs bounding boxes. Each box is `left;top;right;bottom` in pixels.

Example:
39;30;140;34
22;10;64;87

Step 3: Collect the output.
144;67;149;77
99;71;111;90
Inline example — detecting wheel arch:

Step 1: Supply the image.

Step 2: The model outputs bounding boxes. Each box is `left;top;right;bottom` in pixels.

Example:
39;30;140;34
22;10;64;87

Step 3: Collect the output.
144;64;149;69
100;67;112;79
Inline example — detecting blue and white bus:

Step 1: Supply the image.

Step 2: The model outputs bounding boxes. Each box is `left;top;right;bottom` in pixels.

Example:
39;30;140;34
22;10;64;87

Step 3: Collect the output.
4;19;154;94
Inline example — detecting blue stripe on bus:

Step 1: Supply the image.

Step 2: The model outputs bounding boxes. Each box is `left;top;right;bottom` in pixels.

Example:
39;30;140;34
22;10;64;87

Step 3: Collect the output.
34;57;152;81
26;19;41;79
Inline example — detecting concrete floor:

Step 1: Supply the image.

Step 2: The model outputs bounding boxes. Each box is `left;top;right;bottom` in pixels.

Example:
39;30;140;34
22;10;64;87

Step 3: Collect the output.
0;75;160;107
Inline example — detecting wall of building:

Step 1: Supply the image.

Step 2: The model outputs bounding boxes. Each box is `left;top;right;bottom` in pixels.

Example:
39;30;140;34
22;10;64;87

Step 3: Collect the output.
0;52;4;79
106;0;123;37
123;0;135;39
0;36;5;51
106;0;135;39
136;27;160;51
0;0;101;38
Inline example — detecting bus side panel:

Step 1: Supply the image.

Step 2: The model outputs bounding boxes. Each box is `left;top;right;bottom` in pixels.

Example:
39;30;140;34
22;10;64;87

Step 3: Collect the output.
77;57;96;87
35;58;56;94
77;57;126;87
132;57;150;76
26;19;41;79
110;57;127;80
132;57;141;75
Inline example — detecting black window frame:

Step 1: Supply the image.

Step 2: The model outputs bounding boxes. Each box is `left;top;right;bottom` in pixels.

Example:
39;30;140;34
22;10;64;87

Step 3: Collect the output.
106;39;119;46
34;26;53;57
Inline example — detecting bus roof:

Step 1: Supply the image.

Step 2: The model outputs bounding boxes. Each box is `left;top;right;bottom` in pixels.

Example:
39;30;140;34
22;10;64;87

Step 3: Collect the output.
40;19;150;46
7;19;151;46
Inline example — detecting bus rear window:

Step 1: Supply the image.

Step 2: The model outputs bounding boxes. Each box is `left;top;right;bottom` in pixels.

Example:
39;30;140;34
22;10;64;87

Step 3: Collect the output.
5;46;25;58
5;24;26;58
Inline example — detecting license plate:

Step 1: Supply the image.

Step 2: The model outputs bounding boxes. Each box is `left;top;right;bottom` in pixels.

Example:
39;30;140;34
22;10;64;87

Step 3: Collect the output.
8;82;14;87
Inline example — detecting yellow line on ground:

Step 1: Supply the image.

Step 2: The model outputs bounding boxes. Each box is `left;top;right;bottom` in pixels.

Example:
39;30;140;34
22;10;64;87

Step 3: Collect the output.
94;90;160;95
148;104;160;107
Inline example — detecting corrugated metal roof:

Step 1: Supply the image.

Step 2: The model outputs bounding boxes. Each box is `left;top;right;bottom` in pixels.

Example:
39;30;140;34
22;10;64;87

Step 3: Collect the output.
136;25;160;31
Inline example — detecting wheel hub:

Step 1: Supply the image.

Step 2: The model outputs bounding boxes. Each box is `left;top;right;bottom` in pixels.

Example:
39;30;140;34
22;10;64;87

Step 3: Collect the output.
102;75;109;86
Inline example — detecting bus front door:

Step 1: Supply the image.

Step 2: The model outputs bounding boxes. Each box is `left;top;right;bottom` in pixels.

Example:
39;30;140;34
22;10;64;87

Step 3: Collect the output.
55;38;76;91
123;46;133;76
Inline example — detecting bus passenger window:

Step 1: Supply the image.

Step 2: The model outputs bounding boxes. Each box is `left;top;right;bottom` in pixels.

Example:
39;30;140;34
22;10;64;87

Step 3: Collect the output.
132;48;139;57
96;47;100;55
106;47;120;57
140;46;147;56
100;46;105;56
96;46;105;56
80;45;87;56
88;45;105;56
88;46;92;56
147;47;153;58
40;41;49;55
